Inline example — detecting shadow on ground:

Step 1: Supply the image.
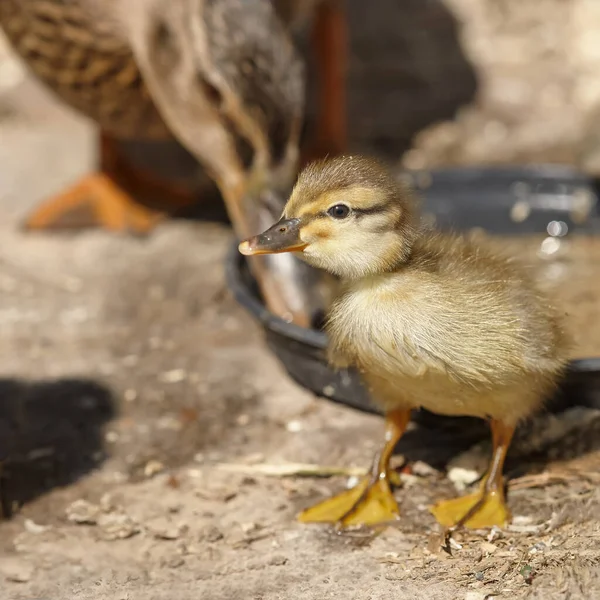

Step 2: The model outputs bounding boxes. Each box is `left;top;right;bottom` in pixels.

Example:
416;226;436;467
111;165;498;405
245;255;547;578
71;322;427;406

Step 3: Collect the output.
0;378;116;517
395;372;600;476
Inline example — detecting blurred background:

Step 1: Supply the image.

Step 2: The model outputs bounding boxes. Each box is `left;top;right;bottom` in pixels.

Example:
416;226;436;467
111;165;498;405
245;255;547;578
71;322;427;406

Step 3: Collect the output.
302;0;600;170
5;0;600;194
1;2;600;597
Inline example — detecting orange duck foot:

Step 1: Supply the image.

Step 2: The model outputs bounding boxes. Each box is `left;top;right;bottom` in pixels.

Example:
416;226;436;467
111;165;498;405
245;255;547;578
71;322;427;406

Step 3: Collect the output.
22;173;165;235
298;473;400;528
430;488;511;530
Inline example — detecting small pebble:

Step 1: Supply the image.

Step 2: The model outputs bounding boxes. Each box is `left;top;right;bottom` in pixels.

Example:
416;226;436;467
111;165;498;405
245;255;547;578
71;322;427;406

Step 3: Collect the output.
448;466;480;491
122;355;139;367
449;538;462;551
240;452;264;465
236;414;250;426
124;389;137;402
146;516;185;540
487;526;502;542
464;592;488;600
480;542;498;555
97;513;139;541
411;461;437;477
160;369;186;383
198;524;224;543
0;557;33;583
513;515;534;525
157;416;182;431
99;494;115;513
144;460;165;478
286;420;303;433
23;519;49;534
66;499;101;525
529;541;546;554
322;385;335;397
166;556;184;569
241;522;261;534
105;431;119;443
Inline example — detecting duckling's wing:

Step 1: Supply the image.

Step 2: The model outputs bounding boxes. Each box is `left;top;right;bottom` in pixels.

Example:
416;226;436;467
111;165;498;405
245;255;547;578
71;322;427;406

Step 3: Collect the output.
373;332;487;389
376;279;560;390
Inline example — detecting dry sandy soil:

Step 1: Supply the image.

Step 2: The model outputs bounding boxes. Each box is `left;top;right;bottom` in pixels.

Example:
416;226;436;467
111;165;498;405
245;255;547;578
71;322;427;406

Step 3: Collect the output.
1;27;600;600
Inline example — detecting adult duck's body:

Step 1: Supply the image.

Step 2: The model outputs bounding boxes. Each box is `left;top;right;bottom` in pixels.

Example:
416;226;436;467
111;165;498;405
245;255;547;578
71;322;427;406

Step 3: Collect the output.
0;0;346;234
1;0;339;325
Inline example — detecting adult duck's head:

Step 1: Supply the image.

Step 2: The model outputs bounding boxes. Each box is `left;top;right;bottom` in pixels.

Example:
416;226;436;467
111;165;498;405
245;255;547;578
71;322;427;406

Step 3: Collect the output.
124;0;304;231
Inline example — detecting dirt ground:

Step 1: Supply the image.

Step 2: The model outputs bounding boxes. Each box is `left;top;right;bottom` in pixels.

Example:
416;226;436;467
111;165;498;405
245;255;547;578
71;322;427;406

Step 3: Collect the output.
1;27;600;600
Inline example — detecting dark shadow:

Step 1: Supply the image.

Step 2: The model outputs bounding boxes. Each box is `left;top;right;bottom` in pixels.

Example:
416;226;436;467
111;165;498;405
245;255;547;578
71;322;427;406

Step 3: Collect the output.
300;0;478;157
394;374;600;475
110;138;231;225
0;378;116;518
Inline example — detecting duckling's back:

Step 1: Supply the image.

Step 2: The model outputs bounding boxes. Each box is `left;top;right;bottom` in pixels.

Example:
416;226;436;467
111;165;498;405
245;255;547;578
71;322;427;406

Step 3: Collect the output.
326;230;569;423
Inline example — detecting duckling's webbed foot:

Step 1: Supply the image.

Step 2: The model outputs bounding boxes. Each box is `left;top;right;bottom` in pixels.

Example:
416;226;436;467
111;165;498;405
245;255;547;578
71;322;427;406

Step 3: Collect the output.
430;419;515;529
298;409;410;528
431;487;510;531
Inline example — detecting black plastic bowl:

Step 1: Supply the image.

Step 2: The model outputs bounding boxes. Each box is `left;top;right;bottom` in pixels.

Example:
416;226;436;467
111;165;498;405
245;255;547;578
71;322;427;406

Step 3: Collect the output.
226;165;600;416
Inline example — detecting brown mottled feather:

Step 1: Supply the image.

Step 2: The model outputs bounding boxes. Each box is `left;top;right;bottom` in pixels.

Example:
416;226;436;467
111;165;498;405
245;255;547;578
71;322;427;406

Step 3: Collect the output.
0;0;305;162
0;0;170;139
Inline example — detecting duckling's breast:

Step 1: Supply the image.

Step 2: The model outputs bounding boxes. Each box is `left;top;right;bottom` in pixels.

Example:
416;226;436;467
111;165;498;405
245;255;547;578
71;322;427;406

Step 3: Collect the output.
326;275;429;380
326;270;565;423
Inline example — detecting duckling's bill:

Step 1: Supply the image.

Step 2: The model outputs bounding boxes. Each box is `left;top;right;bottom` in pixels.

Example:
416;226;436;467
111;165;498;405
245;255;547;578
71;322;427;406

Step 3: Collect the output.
239;218;308;256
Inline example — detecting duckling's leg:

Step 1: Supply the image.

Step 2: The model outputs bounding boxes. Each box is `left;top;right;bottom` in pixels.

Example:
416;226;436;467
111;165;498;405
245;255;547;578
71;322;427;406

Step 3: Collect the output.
430;419;515;529
22;132;194;234
301;0;347;164
298;409;411;528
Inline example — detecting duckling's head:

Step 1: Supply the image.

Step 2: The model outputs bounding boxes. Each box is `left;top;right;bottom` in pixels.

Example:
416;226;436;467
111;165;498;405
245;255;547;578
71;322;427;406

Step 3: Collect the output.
239;156;418;279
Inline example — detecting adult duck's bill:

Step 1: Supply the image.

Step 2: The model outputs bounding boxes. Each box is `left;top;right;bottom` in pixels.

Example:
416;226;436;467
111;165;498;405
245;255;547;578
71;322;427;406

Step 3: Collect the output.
239;218;308;256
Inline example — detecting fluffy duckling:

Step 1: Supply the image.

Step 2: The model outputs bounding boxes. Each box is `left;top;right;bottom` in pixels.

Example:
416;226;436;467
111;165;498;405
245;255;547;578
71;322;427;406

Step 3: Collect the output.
239;155;569;530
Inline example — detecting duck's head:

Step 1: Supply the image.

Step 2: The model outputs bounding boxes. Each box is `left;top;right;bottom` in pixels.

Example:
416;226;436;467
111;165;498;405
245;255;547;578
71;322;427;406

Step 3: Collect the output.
239;156;418;279
124;0;303;217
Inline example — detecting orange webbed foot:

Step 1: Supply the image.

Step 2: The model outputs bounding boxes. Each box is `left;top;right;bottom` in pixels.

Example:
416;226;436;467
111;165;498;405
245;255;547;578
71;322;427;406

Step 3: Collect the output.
22;173;165;235
298;474;400;528
430;488;510;529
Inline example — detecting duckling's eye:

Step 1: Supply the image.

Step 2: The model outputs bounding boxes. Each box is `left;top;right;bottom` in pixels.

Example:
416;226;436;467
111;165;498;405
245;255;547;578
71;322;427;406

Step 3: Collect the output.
327;204;351;219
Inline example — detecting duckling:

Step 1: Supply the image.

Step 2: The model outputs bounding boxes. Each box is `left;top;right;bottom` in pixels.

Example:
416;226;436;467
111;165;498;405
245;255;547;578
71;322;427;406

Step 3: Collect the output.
239;155;569;530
